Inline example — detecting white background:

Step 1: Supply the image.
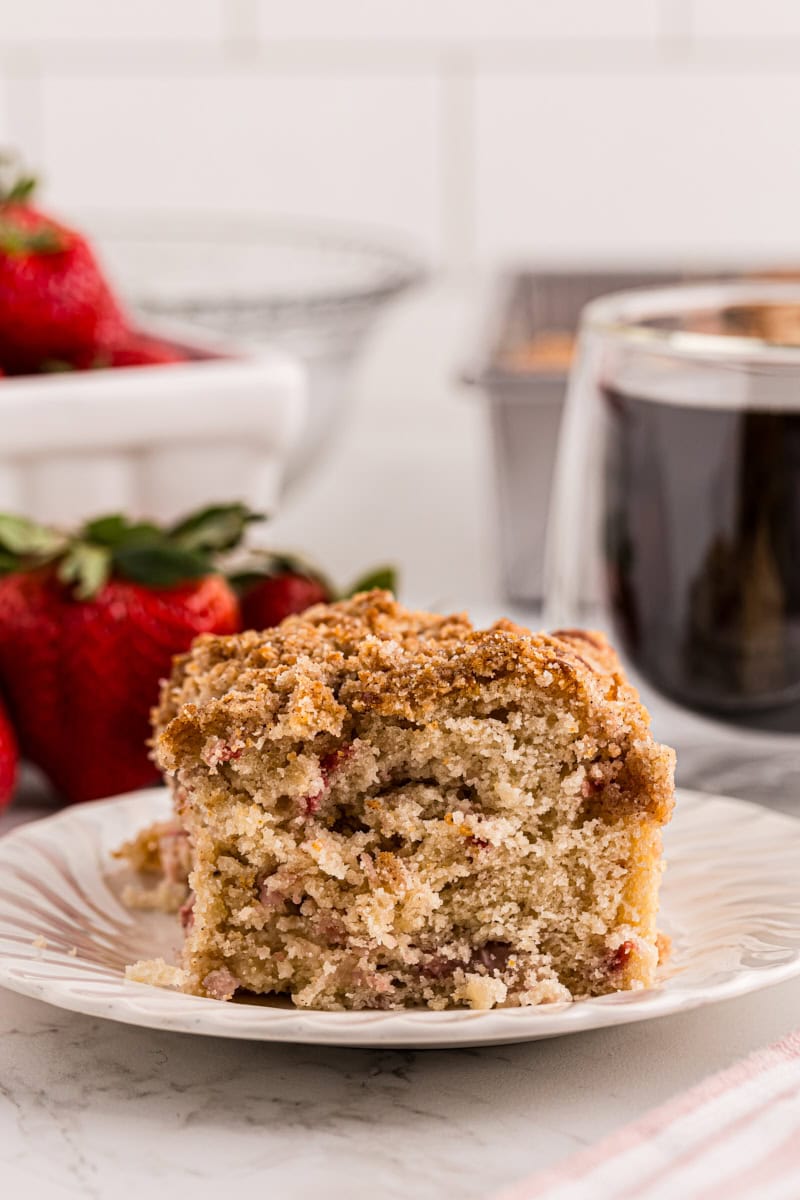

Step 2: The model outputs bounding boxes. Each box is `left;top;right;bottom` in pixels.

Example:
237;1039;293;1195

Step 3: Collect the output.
1;0;800;271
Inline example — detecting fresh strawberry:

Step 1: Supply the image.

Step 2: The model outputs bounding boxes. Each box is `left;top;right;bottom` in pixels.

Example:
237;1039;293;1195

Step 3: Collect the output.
0;162;128;374
241;572;330;630
232;553;396;631
0;504;261;804
0;693;18;809
107;331;189;369
0;570;237;803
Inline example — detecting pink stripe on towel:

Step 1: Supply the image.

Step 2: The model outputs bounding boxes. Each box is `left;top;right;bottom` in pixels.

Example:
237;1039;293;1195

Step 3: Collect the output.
496;1031;800;1200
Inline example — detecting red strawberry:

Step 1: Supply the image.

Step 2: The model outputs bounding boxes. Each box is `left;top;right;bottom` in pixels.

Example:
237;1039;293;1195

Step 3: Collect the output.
0;570;237;803
0;693;18;809
107;331;189;369
0;505;260;804
233;554;397;630
241;572;330;630
0;166;128;375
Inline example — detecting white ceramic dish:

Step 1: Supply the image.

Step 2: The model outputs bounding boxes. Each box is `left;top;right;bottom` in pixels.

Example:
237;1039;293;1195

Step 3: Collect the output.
0;319;306;525
0;787;798;1049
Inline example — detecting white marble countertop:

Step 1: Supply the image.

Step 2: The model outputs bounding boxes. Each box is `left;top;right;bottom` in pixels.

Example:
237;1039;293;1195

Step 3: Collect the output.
2;280;800;1200
3;965;800;1200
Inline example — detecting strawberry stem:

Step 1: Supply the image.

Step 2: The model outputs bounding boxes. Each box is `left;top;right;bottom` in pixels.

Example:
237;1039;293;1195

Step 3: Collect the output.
6;175;36;204
0;151;39;206
0;217;64;256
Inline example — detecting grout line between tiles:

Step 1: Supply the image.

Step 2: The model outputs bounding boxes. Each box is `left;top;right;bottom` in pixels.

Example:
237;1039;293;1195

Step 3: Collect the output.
4;36;800;78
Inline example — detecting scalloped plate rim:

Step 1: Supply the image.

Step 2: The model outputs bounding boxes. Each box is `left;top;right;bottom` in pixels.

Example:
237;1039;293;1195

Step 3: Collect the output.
0;786;799;1048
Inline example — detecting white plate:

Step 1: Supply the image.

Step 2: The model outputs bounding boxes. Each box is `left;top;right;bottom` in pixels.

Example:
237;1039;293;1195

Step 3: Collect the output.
0;787;798;1048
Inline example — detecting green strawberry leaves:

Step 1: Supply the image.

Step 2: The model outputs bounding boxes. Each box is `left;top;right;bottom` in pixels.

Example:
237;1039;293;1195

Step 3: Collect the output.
345;565;397;597
0;503;264;597
0;217;65;257
169;503;263;555
0;155;61;255
6;174;37;204
58;542;111;601
91;504;263;593
0;153;38;206
112;544;210;588
82;515;162;547
0;502;398;604
0;514;64;558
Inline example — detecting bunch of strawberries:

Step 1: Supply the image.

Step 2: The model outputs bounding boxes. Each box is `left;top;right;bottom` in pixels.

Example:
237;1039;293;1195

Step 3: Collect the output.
0;159;394;808
0;503;393;809
0;156;187;375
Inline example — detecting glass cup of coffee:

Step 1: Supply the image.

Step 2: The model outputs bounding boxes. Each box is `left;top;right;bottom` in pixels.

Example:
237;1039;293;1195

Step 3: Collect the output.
545;281;800;736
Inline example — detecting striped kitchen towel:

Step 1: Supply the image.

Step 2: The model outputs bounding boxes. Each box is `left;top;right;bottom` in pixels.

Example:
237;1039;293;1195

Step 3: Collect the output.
496;1029;800;1200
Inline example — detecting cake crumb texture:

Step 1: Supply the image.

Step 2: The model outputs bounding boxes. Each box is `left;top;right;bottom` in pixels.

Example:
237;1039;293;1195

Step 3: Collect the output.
126;957;187;990
129;591;674;1010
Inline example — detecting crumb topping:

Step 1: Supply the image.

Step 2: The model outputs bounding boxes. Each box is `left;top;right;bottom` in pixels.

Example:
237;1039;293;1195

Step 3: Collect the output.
154;590;672;823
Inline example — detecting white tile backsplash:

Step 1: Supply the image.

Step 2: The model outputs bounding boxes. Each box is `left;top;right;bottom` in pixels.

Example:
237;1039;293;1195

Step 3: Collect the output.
474;69;800;263
2;4;800;271
0;0;223;43
39;72;442;255
256;0;660;42
692;1;800;37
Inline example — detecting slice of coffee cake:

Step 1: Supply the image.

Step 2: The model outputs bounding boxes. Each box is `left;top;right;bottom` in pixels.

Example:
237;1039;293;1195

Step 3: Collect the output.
129;591;674;1010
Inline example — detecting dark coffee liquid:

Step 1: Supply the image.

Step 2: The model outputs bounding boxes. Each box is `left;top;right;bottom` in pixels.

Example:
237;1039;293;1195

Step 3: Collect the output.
603;386;800;729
